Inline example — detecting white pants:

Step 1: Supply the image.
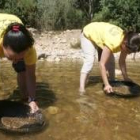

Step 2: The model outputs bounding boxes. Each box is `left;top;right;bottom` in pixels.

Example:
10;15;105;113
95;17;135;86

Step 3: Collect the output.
80;33;115;79
80;33;97;74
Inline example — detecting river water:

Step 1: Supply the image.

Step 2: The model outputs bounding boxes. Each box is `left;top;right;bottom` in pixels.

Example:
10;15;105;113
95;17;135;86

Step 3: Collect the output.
0;60;140;140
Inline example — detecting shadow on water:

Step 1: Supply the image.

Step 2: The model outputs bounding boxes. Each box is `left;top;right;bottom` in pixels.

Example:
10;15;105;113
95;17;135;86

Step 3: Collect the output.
87;76;102;87
103;80;140;98
0;100;30;118
11;82;57;108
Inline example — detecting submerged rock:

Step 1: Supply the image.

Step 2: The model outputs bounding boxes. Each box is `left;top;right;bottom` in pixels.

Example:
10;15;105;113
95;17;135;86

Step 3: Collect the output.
47;106;60;115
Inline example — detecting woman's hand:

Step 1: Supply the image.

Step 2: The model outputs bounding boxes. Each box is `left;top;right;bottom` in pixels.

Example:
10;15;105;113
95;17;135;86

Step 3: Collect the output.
104;84;113;93
29;101;39;114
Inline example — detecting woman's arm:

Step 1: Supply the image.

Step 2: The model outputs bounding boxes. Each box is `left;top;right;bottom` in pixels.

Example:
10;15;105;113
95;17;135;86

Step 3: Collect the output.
26;64;39;113
25;64;36;100
99;46;113;93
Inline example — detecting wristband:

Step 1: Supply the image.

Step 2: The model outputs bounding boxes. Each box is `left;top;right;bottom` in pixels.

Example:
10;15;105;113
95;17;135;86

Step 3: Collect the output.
28;97;37;103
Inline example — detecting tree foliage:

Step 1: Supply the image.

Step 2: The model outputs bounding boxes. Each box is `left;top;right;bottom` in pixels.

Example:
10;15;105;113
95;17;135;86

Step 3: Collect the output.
37;0;84;30
93;0;140;31
0;0;38;27
74;0;100;22
0;0;140;31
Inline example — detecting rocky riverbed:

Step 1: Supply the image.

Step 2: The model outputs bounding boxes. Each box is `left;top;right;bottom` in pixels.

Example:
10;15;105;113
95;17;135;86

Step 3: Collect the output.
32;29;82;62
29;28;140;62
1;28;139;62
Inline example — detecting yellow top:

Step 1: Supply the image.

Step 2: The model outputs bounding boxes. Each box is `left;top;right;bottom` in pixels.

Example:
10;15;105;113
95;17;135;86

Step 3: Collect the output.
83;22;124;53
0;13;37;65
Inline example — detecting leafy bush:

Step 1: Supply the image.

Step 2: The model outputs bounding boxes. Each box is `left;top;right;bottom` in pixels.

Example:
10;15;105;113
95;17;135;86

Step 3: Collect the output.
93;0;140;31
36;0;84;30
0;0;38;27
0;0;140;31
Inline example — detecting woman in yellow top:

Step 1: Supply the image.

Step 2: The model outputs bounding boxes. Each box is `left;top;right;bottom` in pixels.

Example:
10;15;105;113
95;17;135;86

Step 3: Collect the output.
0;13;38;113
80;22;140;94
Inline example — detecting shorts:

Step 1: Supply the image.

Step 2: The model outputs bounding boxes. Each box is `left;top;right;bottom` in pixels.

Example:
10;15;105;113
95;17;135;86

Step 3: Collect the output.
12;60;26;73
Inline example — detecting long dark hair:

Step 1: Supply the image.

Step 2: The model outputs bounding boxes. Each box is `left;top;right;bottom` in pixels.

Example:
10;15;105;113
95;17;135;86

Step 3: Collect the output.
124;31;140;52
3;22;34;53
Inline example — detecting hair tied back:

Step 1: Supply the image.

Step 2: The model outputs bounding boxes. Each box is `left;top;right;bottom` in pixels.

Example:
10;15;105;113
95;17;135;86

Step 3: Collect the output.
12;25;19;32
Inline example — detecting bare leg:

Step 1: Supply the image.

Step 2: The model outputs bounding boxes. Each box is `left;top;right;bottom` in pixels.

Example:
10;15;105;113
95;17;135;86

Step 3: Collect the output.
80;33;96;94
80;73;89;94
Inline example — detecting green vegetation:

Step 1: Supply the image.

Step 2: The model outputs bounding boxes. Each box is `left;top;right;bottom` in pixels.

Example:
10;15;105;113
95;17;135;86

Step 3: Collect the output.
0;0;140;31
93;0;140;31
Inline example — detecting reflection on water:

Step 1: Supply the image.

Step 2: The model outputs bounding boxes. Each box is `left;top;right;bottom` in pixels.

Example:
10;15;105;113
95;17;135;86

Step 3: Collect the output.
0;60;140;139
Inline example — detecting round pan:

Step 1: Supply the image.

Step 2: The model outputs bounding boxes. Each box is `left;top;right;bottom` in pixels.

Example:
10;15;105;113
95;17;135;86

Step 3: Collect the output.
0;100;46;133
103;80;140;98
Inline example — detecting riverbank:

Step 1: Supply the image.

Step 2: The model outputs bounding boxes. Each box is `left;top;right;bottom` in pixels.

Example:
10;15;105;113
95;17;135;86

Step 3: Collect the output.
31;29;140;62
1;29;139;62
33;29;82;62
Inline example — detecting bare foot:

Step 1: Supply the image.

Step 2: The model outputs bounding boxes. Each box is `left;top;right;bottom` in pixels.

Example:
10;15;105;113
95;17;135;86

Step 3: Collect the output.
79;88;86;96
29;101;39;114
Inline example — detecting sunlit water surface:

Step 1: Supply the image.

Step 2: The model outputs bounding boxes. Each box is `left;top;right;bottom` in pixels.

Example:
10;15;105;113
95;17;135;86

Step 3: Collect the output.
0;60;140;140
